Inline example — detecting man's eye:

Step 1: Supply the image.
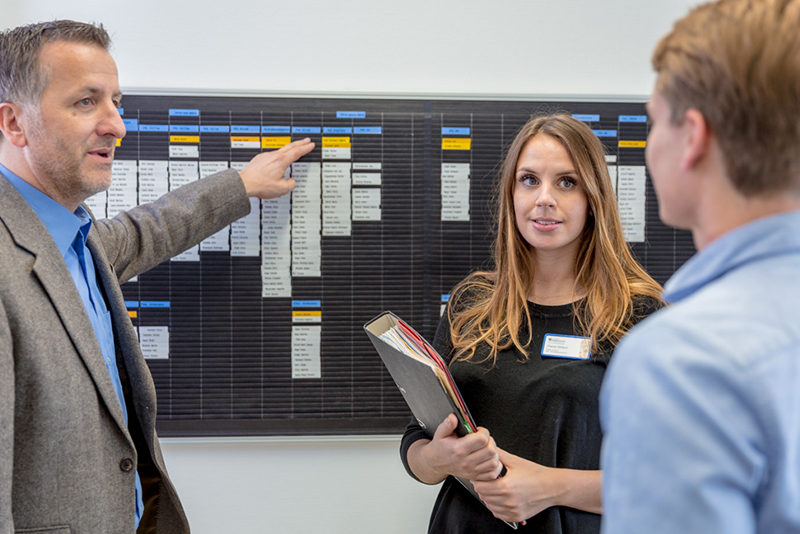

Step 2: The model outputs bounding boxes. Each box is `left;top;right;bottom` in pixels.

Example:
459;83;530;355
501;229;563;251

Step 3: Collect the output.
78;98;92;106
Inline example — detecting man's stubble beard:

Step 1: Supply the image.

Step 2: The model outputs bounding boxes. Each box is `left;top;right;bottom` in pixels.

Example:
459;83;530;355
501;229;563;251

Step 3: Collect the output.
25;109;113;207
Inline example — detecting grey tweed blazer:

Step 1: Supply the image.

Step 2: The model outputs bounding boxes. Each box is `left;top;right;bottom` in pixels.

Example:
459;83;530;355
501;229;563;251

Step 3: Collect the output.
0;169;250;534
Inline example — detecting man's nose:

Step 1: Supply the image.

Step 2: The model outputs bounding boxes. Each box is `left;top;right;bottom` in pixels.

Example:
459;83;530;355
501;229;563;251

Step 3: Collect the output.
98;100;126;140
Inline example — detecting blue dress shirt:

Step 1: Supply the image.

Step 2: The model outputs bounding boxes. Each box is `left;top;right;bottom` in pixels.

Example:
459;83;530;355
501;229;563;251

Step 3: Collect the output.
600;210;800;533
1;163;144;528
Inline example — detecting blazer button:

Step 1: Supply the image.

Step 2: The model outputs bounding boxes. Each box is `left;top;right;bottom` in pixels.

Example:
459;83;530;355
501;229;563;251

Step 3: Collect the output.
120;458;134;472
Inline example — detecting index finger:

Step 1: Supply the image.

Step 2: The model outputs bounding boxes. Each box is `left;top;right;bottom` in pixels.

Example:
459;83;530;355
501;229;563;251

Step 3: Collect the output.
278;138;315;160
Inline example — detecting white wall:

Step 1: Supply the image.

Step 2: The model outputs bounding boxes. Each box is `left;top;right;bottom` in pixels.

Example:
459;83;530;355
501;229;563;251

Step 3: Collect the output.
159;436;440;534
3;1;697;532
4;0;697;96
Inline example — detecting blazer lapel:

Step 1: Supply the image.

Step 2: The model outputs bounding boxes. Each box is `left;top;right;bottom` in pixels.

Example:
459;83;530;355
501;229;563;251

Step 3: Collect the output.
0;176;130;435
88;217;165;452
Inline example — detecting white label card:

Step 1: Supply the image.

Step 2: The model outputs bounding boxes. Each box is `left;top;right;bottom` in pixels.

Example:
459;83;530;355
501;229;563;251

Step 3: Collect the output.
541;334;591;360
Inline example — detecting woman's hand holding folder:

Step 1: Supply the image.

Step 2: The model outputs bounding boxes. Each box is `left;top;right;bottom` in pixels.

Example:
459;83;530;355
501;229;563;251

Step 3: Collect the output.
406;413;504;485
472;448;603;523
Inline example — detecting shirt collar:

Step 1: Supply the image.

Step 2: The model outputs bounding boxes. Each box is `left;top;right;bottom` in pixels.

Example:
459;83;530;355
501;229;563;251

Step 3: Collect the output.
664;209;800;304
0;162;90;257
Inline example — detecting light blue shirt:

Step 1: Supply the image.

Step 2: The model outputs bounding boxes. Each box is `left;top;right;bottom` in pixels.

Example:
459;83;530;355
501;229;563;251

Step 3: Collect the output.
1;163;144;528
600;210;800;534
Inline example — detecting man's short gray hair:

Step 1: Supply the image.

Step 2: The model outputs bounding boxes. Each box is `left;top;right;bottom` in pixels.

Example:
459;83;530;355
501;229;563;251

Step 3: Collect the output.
0;20;111;108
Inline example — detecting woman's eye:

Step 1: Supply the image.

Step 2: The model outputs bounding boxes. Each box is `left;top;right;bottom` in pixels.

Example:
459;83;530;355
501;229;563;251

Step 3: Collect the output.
519;174;537;185
560;178;577;188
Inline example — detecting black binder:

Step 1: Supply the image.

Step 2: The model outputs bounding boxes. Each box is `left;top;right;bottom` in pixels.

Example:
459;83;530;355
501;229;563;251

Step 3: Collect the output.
364;311;518;530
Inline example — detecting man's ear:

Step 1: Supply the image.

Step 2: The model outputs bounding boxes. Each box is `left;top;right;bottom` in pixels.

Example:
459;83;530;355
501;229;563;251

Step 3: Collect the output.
0;102;29;148
680;108;711;172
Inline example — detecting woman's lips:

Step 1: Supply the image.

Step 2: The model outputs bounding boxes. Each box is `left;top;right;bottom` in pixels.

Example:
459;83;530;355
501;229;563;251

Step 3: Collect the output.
532;218;562;231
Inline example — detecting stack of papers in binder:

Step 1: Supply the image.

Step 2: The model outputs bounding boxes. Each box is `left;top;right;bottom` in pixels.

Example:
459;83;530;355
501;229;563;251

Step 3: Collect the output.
374;315;477;436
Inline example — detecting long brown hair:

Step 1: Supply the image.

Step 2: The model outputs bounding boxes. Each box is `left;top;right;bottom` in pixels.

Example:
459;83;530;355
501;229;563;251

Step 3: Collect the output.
448;113;662;364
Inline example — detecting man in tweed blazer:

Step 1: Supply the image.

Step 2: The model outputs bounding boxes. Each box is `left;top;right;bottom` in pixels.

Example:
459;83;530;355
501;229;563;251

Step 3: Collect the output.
0;20;313;533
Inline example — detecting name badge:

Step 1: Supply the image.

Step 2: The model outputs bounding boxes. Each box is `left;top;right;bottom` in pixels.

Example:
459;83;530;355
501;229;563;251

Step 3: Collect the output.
541;334;592;360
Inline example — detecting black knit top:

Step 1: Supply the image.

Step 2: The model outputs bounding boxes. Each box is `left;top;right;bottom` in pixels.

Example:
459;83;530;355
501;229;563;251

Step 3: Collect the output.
400;297;660;533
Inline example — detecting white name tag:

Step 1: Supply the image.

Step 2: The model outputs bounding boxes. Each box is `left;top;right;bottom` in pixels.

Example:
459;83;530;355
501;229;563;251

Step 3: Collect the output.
541;334;592;360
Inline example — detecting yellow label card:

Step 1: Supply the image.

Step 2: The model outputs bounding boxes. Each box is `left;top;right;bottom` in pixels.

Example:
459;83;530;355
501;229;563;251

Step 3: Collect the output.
442;138;472;150
292;311;322;318
618;140;646;148
322;137;352;148
262;136;291;149
170;135;200;143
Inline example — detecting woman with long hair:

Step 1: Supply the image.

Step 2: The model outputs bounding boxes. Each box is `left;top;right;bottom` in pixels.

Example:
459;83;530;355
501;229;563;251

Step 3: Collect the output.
400;113;663;533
